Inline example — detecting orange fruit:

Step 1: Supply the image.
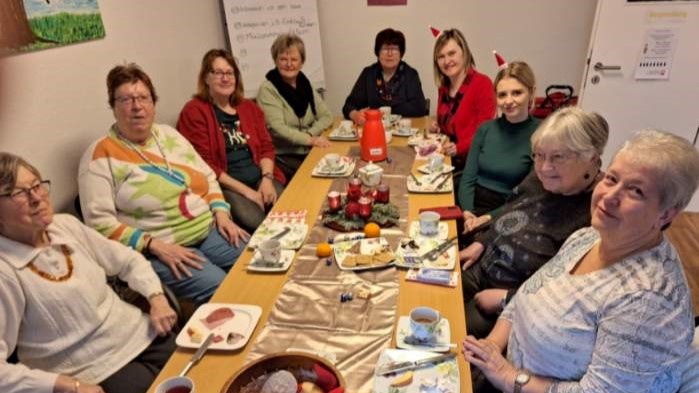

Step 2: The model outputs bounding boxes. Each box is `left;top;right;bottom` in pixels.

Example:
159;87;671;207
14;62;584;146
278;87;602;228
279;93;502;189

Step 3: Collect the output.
316;242;332;258
364;222;381;238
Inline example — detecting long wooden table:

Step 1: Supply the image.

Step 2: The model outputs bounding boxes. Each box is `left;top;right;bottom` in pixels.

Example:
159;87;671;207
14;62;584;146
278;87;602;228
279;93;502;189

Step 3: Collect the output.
147;118;472;393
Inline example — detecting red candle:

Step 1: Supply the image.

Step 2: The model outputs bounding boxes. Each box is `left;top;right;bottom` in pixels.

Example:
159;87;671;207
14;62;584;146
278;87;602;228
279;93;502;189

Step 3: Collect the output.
358;196;373;218
327;191;341;212
347;178;363;201
375;184;390;204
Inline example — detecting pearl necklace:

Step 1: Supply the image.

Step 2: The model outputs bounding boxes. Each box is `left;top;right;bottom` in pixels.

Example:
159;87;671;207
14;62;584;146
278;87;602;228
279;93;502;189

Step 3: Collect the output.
115;126;186;186
28;245;74;282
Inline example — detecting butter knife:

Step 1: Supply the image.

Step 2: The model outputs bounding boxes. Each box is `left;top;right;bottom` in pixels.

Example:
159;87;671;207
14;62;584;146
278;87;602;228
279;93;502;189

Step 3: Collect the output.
375;353;456;376
179;332;214;377
432;173;452;191
421;235;458;261
428;172;447;185
270;226;291;240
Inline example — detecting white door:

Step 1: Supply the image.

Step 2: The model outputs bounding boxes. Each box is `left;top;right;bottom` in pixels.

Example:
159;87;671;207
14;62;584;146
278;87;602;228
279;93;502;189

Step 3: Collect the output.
580;0;699;211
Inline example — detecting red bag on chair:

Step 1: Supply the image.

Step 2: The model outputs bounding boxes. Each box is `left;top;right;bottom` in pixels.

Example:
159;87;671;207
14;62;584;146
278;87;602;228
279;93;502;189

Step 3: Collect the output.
531;85;578;119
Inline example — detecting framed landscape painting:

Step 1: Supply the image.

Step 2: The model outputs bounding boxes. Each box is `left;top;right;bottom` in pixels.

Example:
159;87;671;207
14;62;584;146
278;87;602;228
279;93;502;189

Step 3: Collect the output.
0;0;105;54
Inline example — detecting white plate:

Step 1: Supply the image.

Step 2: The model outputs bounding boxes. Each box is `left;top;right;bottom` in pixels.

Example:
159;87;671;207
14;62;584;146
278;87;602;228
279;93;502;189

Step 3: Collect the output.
176;303;261;350
333;237;395;271
417;163;455;175
248;222;308;250
373;349;459;393
395;316;452;352
328;128;358;141
408;221;449;239
311;156;356;178
407;173;453;193
394;238;457;270
392;127;418;137
247;249;295;272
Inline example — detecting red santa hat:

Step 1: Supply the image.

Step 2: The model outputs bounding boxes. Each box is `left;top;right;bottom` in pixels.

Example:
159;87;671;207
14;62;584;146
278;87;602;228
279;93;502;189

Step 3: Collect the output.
494;50;507;70
429;26;441;38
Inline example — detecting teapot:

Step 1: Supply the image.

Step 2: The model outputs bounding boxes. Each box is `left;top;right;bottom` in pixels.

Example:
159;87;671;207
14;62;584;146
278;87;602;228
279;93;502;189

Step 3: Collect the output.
358;162;383;187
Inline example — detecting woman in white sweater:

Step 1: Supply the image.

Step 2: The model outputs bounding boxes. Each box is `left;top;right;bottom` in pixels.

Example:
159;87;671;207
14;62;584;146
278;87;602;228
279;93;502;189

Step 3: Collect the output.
0;152;177;393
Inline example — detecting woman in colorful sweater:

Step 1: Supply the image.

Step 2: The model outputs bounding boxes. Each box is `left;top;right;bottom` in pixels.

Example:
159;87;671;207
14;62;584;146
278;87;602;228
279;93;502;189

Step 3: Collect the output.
429;28;496;170
79;64;247;304
458;61;540;231
178;49;285;233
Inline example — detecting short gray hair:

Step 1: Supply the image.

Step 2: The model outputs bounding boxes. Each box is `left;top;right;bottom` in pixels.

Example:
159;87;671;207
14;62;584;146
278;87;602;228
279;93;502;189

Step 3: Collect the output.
615;129;699;211
270;33;306;64
0;152;42;196
531;107;609;161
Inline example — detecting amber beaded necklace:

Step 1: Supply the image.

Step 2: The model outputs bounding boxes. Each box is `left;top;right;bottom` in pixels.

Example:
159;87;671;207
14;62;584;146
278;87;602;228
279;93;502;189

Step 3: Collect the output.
28;245;73;282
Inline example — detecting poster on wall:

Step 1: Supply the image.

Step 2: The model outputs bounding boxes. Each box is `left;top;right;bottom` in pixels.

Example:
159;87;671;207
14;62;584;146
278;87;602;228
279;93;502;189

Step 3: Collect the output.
0;0;105;54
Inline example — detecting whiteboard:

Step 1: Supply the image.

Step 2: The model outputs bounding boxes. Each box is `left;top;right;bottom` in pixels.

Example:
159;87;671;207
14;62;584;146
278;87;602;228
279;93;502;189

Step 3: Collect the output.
221;0;326;98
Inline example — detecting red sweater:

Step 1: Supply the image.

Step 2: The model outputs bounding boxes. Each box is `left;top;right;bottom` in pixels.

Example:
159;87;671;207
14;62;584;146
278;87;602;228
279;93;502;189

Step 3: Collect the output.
177;97;286;185
436;67;496;157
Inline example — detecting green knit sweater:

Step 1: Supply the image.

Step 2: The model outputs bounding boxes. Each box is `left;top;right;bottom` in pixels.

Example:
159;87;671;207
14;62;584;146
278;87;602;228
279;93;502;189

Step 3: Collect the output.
458;115;540;216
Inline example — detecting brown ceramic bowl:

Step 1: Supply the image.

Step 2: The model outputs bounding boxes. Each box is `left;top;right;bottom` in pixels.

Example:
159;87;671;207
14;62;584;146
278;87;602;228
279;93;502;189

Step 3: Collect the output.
221;352;346;393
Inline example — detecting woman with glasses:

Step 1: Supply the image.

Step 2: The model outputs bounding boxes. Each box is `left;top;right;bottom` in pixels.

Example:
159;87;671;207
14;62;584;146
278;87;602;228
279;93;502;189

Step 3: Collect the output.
0;152;177;393
429;28;496;170
342;28;427;125
79;63;248;305
463;130;698;393
459;107;608;340
458;61;540;232
177;49;285;233
257;33;333;181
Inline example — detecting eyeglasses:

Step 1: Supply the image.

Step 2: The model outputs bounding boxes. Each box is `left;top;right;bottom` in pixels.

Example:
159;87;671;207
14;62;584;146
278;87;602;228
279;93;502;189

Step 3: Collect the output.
210;70;235;79
380;46;400;54
1;180;51;203
532;151;578;166
115;95;153;107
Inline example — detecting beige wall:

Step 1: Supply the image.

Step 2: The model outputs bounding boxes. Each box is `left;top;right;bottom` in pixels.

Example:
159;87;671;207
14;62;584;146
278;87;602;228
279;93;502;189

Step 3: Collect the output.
0;0;596;212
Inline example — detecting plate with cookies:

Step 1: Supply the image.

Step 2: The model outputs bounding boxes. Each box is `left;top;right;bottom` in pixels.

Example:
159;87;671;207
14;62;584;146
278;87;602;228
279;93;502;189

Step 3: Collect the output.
332;237;396;271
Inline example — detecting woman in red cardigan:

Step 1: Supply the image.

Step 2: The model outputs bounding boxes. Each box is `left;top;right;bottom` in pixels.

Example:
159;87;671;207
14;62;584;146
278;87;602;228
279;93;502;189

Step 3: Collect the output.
178;49;285;232
429;28;496;171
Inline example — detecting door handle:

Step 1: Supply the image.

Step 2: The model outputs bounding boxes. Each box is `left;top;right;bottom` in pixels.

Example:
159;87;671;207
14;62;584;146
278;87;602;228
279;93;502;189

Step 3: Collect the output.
594;62;621;71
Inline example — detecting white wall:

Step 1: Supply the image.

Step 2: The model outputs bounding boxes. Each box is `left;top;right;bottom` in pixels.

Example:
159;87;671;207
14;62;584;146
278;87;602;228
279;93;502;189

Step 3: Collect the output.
0;0;596;212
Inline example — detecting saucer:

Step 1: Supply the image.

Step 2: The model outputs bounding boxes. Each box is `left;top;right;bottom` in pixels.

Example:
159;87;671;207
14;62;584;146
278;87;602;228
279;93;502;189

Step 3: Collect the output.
247;249;295;272
392;127;418;137
396;316;451;352
408;221;448;239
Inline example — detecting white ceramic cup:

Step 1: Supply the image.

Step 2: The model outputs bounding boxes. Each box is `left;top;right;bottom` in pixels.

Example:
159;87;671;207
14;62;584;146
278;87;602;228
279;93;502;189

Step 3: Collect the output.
324;153;341;169
428;154;444;173
379;106;391;120
155;376;195;393
409;306;441;341
419;211;441;236
258;239;281;263
382;119;392;131
339;119;353;134
398;118;412;134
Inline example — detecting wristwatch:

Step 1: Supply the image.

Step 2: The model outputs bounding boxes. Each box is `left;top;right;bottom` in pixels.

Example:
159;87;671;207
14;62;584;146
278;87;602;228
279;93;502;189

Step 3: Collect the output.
514;371;531;393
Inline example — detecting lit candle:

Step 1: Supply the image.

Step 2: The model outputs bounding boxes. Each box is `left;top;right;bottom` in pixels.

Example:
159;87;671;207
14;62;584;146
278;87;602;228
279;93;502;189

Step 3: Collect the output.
347;177;363;202
358;196;373;219
327;191;341;212
375;184;390;204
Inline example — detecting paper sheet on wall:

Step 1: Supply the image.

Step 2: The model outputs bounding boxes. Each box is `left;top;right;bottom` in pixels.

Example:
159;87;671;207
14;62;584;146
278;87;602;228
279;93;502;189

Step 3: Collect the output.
222;0;325;98
634;28;677;80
